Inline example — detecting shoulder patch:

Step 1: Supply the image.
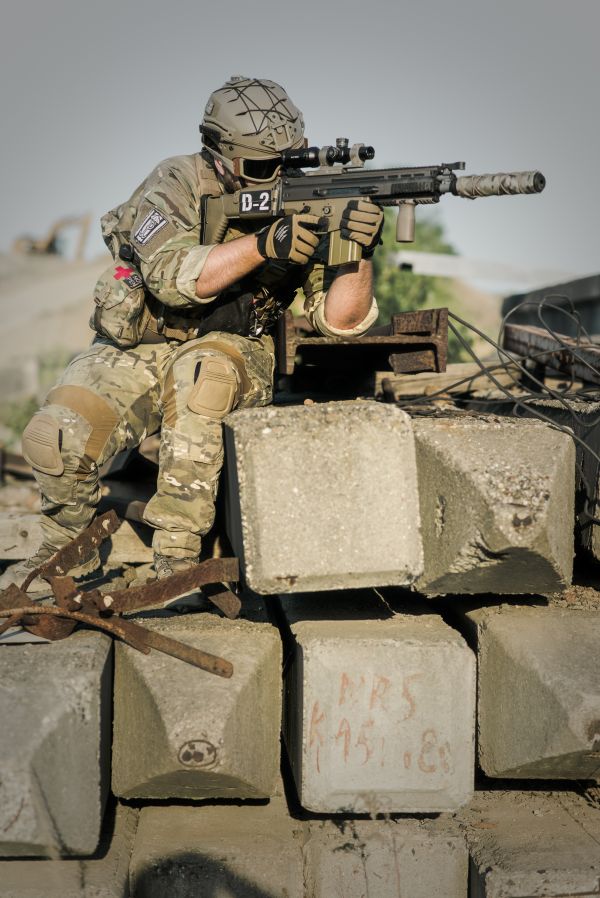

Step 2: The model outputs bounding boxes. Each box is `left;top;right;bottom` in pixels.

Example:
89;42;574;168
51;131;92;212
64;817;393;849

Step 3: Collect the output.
124;272;144;290
133;208;169;246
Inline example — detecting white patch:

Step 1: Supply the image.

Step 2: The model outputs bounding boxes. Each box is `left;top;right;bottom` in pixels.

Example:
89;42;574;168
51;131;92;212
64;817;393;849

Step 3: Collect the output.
164;473;182;487
134;208;169;246
103;596;114;608
275;223;290;243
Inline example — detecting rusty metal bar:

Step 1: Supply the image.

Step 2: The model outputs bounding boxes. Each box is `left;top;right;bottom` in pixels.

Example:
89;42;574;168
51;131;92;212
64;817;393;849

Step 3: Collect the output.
275;308;449;377
503;323;600;386
0;603;233;676
203;583;242;620
117;619;233;678
101;557;240;613
20;511;122;592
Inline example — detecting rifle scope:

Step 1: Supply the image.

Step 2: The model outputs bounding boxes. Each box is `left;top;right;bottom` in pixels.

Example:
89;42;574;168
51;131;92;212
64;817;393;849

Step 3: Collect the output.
281;142;375;169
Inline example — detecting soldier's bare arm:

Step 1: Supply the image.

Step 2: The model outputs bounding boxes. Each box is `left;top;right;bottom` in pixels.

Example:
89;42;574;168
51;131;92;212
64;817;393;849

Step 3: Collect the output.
195;235;264;299
196;212;321;300
321;259;374;331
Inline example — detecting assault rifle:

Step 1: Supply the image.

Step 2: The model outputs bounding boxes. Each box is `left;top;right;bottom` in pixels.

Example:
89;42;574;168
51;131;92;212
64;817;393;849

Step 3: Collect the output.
202;138;546;266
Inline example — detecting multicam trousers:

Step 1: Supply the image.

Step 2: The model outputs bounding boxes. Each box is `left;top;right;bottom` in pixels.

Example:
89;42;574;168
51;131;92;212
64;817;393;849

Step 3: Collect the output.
24;332;274;558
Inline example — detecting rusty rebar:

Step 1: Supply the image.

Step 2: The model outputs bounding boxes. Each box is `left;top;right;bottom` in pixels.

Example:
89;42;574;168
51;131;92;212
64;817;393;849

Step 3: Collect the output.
20;510;122;592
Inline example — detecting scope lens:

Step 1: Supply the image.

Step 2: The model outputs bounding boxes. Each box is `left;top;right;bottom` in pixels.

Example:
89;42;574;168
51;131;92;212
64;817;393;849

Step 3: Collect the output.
239;156;282;182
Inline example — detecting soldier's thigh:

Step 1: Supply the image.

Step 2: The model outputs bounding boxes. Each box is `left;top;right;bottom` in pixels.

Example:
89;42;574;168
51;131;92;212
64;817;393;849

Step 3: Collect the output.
161;332;274;427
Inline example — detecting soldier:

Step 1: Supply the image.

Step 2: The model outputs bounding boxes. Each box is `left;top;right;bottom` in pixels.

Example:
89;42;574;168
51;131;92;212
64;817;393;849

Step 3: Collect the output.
0;76;383;591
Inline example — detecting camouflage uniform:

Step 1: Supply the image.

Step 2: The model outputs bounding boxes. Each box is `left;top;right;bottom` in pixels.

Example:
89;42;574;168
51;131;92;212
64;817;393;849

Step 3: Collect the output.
22;154;378;560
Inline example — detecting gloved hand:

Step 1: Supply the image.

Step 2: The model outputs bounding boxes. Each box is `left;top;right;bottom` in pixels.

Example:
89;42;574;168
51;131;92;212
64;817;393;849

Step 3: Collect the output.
340;200;384;258
256;213;320;265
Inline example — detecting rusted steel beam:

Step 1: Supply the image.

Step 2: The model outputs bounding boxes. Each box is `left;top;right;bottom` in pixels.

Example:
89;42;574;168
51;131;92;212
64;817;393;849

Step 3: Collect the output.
275;308;448;377
0;515;237;675
118;618;233;678
203;584;242;620
82;557;240;614
503;323;600;386
20;510;122;592
0;604;233;677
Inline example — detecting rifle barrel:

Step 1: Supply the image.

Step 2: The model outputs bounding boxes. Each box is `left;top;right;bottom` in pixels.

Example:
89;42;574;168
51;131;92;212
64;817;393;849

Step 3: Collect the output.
454;170;545;199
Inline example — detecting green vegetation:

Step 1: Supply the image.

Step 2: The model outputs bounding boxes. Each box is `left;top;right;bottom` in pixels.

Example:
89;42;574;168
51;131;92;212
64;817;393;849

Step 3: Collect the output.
372;210;473;361
0;396;38;444
0;348;76;448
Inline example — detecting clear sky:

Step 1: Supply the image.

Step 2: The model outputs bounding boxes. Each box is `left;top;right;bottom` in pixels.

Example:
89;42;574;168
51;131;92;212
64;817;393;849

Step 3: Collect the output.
1;0;598;281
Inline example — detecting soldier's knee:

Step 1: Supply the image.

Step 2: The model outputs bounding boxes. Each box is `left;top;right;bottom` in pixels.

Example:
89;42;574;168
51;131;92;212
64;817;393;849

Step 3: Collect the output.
22;412;64;475
187;355;241;420
23;385;120;478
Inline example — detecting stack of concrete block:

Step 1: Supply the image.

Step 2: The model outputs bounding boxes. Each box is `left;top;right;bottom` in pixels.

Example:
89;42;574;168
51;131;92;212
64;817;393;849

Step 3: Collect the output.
2;397;596;894
463;603;600;780
225;404;575;596
112;611;282;800
278;593;476;813
0;632;112;858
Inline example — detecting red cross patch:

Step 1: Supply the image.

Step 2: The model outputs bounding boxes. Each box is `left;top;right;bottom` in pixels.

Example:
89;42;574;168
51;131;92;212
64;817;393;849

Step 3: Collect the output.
114;266;133;280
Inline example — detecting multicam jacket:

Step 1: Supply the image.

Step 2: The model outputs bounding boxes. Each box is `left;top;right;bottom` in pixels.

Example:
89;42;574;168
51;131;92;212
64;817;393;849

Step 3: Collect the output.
100;153;377;339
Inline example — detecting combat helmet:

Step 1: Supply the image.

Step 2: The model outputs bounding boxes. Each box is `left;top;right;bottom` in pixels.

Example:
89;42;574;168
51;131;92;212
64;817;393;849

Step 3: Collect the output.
200;76;305;183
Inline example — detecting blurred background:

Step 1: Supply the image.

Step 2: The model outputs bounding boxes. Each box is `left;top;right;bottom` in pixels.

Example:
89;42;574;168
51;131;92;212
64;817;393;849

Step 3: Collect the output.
0;0;597;446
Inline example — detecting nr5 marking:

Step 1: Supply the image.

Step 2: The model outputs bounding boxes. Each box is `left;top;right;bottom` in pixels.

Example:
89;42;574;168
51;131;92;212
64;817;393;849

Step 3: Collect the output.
239;190;273;215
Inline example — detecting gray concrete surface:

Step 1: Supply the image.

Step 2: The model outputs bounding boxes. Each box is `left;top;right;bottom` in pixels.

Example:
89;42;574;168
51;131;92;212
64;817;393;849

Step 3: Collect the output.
304;817;468;898
508;397;600;562
224;402;423;594
129;800;304;898
279;593;475;813
413;415;575;595
0;632;112;857
463;789;600;897
112;612;282;799
464;604;600;779
0;803;137;897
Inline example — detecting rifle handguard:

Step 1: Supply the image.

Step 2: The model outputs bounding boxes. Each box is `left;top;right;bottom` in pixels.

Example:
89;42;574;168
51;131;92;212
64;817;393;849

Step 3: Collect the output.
454;170;545;199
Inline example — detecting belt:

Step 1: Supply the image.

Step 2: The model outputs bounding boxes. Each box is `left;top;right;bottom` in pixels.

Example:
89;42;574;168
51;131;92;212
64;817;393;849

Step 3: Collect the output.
141;295;202;344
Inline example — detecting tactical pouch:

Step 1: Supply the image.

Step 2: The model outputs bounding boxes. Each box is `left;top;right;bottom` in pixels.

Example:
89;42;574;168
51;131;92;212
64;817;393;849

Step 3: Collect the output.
90;262;150;348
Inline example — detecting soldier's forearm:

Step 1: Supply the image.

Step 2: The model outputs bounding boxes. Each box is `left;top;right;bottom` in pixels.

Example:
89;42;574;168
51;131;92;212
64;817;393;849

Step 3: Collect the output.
322;259;374;331
195;235;263;300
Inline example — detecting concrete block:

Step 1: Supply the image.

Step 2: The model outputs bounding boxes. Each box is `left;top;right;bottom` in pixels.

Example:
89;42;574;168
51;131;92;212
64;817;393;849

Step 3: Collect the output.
465;604;600;779
280;594;475;813
465;790;600;897
511;397;600;561
129;801;303;898
224;402;423;593
112;612;282;799
305;817;467;898
0;803;137;897
413;415;575;595
0;632;112;857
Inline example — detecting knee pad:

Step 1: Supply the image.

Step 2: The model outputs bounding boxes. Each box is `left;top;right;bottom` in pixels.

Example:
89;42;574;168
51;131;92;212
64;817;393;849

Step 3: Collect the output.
187;356;240;419
22;412;64;476
24;386;120;478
